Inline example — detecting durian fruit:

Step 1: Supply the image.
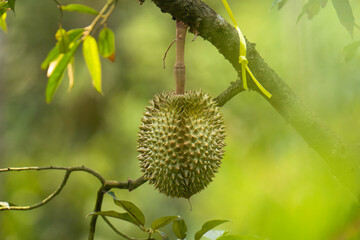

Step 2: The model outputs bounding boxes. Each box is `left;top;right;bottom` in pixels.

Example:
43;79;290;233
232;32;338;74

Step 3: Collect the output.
137;90;226;198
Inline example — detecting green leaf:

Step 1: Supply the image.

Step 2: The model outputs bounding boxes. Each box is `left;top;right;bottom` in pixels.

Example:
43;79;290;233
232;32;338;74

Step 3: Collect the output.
320;0;328;8
195;220;230;240
0;201;10;209
172;217;187;239
297;0;321;22
8;0;15;11
56;27;70;53
41;28;84;70
67;59;75;91
106;192;145;227
155;230;169;240
88;211;140;227
151;216;178;230
61;4;99;15
343;41;360;62
82;35;102;94
46;40;81;103
271;0;288;10
98;27;116;60
331;0;355;36
41;47;60;70
217;235;267;240
217;235;244;240
202;230;227;240
0;12;7;33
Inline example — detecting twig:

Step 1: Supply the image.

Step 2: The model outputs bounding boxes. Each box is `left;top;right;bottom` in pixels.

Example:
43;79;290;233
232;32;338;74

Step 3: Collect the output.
0;166;105;211
174;20;187;95
214;78;245;107
101;216;139;240
83;0;114;37
88;176;147;239
88;186;106;240
163;39;176;69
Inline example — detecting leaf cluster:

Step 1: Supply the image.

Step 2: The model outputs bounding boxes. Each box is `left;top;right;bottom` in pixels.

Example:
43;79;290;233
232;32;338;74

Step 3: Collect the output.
39;1;116;103
87;192;244;240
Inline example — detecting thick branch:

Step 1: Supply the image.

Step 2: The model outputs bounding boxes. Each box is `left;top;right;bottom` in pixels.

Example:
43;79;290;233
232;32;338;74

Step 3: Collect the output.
150;0;360;198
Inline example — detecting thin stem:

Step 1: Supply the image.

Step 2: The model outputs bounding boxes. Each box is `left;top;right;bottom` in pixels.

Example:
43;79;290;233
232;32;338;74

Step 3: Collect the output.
163;39;176;69
101;216;139;240
88;186;106;240
174;20;187;95
84;0;114;37
0;170;71;211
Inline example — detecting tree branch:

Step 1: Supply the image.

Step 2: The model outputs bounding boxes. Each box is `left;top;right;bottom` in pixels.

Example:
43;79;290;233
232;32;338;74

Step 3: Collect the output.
0;166;147;238
149;0;360;199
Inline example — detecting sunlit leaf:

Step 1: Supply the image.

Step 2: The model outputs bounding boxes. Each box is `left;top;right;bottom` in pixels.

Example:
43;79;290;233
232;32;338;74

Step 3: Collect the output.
98;27;116;61
217;235;244;240
271;0;288;10
297;0;321;22
343;41;360;62
106;193;145;226
67;59;75;91
0;2;8;9
46;40;81;103
151;216;178;230
56;27;70;53
41;46;60;70
217;235;267;240
61;4;99;15
47;54;62;77
155;230;169;240
172;217;187;239
88;211;140;227
0;201;10;209
195;219;230;240
41;28;83;70
83;35;102;94
0;12;7;33
202;230;227;240
331;0;355;36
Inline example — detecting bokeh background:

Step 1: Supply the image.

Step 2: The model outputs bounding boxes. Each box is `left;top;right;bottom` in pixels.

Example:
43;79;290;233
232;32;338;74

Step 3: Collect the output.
1;0;360;239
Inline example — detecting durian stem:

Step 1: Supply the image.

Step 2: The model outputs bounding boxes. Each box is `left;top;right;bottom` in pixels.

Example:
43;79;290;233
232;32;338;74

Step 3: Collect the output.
174;20;187;95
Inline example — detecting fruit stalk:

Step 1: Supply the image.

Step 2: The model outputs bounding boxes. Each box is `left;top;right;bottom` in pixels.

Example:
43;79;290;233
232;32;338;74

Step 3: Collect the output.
174;21;187;95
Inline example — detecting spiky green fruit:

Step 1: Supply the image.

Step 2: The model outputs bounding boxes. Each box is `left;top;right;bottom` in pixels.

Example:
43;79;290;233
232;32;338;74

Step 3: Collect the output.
137;90;226;198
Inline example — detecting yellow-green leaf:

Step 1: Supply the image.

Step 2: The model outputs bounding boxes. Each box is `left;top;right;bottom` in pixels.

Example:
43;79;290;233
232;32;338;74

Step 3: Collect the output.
195;219;230;240
41;28;84;70
113;199;145;226
46;40;81;103
98;27;116;60
172;217;187;239
151;216;178;230
0;12;7;33
61;4;99;15
67;59;75;91
88;211;140;227
83;35;102;94
56;27;70;53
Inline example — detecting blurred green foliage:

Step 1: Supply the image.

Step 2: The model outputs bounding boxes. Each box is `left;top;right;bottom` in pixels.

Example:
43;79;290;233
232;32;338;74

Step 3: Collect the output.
1;0;360;239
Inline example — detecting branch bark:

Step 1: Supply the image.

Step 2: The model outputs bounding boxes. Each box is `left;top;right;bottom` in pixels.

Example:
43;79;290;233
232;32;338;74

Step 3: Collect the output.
0;166;147;239
150;0;360;199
